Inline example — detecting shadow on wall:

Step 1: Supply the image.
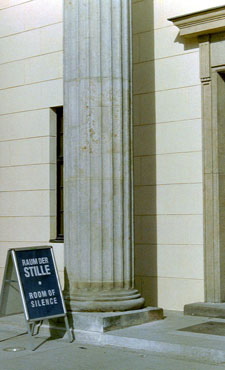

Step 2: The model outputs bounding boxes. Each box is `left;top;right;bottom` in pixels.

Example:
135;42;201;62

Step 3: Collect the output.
174;33;198;51
132;0;157;307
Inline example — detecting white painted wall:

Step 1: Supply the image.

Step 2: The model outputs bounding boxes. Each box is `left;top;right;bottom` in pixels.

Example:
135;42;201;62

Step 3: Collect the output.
1;0;225;311
133;0;225;310
0;0;63;285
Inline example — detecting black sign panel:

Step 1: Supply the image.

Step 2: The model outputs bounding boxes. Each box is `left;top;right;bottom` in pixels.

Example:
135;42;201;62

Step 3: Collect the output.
15;247;65;320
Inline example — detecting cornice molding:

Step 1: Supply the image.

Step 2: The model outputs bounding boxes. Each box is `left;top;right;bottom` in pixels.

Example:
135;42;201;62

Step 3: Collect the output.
168;5;225;38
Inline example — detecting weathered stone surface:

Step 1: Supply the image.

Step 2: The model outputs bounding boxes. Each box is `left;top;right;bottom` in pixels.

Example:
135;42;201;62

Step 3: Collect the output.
3;312;225;365
67;307;164;332
63;0;145;311
184;302;225;318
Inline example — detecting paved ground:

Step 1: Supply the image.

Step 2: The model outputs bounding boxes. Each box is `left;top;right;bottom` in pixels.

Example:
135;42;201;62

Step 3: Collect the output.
1;337;225;370
2;311;225;369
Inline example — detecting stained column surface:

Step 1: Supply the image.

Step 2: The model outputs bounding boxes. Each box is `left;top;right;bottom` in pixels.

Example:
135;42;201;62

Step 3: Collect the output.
64;0;144;311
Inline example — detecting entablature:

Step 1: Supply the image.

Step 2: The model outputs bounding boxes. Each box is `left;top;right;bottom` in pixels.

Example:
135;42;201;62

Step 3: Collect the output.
169;5;225;38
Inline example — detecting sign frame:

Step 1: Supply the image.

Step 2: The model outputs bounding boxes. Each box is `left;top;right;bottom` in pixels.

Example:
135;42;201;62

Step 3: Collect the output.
0;246;73;349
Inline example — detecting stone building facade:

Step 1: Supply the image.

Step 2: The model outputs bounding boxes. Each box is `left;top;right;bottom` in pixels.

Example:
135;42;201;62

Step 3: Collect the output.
0;0;225;312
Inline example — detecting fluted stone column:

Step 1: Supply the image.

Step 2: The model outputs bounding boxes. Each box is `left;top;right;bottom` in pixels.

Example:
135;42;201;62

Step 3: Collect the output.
64;0;144;312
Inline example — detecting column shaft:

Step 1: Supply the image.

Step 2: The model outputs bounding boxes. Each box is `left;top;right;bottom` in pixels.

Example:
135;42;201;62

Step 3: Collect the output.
64;0;144;311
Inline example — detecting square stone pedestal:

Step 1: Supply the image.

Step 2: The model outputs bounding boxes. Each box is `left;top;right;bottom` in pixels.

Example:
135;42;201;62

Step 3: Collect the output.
50;307;163;334
184;302;225;318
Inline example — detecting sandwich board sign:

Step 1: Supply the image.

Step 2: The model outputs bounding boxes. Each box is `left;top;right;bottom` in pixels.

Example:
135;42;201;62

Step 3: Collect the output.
0;246;73;349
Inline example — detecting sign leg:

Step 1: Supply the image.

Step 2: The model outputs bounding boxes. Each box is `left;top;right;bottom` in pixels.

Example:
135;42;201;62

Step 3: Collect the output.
30;322;35;336
64;316;73;342
26;321;36;351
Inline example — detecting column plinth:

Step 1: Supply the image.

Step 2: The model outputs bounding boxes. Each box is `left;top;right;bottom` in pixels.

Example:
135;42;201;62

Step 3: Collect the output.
64;0;145;312
64;289;144;312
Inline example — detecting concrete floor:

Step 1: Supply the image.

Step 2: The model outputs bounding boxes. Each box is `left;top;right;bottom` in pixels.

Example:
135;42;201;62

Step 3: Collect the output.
1;311;225;369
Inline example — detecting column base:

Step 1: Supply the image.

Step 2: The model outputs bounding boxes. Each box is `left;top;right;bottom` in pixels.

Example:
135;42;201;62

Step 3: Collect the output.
184;302;225;318
64;289;145;312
